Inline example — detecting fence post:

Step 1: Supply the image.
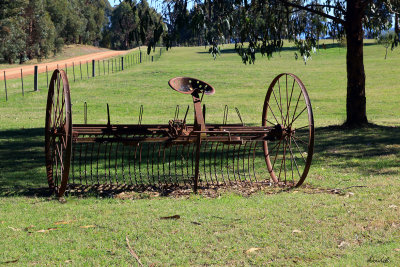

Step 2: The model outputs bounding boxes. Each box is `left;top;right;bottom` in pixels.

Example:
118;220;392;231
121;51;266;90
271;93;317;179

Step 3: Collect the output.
46;66;49;88
4;71;7;101
34;66;38;91
80;61;82;80
103;60;105;75
21;69;24;96
98;60;100;76
108;60;109;74
152;56;153;62
140;52;142;63
112;59;114;73
86;61;89;79
121;57;124;71
160;48;161;56
92;60;95;77
73;62;75;82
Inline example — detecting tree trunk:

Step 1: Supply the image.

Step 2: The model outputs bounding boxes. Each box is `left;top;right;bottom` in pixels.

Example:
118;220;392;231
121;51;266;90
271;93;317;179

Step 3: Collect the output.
344;0;368;127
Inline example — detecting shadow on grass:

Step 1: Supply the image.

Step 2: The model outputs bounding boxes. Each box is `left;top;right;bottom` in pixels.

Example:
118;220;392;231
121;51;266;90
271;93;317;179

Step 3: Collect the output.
0;124;399;197
196;42;378;54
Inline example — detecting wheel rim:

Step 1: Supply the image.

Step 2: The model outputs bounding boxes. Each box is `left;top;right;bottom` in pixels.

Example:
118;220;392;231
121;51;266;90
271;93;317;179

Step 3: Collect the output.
262;73;314;187
45;69;72;197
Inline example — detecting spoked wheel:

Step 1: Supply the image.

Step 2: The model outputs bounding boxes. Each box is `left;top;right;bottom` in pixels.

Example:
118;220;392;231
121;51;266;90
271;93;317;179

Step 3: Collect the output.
262;73;314;187
45;69;72;197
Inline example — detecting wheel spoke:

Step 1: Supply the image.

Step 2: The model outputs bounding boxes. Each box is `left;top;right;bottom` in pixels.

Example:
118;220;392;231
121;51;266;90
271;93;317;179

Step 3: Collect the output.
272;139;283;169
278;79;284;125
290;91;302;127
267;103;280;125
288;142;302;178
290;106;307;127
291;136;307;163
271;89;284;125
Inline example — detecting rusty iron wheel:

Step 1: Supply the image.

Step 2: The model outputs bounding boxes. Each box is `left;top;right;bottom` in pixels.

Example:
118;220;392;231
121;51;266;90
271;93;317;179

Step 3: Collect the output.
45;69;72;197
262;73;314;187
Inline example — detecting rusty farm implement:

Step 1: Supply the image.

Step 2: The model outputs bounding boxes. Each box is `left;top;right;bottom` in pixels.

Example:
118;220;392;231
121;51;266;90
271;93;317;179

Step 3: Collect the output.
45;69;315;197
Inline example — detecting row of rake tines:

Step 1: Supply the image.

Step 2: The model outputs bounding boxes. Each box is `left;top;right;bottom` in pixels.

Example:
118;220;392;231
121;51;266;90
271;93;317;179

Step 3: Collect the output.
69;136;267;187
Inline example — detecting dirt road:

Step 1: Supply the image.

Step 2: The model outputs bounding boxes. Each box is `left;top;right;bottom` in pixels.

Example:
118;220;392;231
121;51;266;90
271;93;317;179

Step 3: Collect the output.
0;49;136;80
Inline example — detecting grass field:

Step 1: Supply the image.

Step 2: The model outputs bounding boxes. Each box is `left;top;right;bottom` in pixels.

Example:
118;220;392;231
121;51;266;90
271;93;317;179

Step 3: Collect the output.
0;41;399;266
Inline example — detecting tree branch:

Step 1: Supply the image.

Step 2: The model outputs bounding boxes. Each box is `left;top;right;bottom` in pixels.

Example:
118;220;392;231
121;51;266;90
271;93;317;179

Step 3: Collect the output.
279;0;345;24
304;4;345;13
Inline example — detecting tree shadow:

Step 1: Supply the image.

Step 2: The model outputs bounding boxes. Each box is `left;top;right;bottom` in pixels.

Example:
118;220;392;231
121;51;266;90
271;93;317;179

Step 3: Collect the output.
0;124;398;197
196;42;377;54
314;124;400;177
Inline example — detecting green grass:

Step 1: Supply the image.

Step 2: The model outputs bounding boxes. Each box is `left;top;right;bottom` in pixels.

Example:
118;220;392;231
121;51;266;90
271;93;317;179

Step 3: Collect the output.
0;42;400;265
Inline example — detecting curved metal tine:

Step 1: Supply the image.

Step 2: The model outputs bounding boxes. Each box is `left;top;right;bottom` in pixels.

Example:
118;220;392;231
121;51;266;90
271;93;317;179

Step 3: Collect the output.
78;143;83;184
185;144;190;185
121;138;126;184
213;142;219;184
174;105;179;121
246;141;253;183
168;145;172;185
223;105;229;125
209;142;214;184
220;143;226;185
133;143;139;185
138;105;143;125
84;142;89;185
174;145;179;185
70;141;74;185
90;142;94;184
127;141;133;185
104;142;108;184
151;143;156;184
162;144;166;185
114;142;119;185
232;144;237;182
108;142;113;184
226;143;231;184
107;104;111;126
181;144;185;184
84;102;88;124
156;143;161;185
96;141;101;185
183;105;190;124
252;142;258;182
242;142;247;181
146;143;151;185
235;107;244;126
236;144;241;181
203;141;208;185
138;142;143;185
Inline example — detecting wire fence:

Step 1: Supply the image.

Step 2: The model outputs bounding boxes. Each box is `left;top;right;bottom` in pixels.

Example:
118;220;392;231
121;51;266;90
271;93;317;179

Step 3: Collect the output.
1;47;166;102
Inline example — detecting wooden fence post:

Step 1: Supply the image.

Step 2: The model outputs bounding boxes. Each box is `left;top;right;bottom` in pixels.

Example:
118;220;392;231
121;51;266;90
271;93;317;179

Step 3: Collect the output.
21;69;24;96
34;66;38;91
4;71;7;101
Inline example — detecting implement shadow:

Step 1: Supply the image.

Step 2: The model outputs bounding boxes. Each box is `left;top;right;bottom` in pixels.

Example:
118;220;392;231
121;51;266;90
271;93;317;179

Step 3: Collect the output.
0;128;50;197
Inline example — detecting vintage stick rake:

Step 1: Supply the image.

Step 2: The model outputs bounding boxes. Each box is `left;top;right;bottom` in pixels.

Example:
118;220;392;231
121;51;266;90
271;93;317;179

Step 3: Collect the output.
45;69;315;197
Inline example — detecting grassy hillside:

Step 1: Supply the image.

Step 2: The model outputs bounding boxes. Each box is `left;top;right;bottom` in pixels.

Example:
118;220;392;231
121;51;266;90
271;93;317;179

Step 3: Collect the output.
0;42;399;265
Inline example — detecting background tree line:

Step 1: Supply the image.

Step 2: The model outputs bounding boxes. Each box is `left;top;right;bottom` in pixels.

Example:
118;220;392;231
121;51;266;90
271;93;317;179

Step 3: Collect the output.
0;0;111;64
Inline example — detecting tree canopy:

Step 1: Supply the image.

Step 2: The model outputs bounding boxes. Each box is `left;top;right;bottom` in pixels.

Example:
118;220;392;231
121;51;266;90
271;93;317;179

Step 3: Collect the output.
0;0;111;64
157;0;399;127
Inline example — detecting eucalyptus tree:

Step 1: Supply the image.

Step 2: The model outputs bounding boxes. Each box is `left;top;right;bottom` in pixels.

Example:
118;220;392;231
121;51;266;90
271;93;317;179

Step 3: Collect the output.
157;0;396;127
